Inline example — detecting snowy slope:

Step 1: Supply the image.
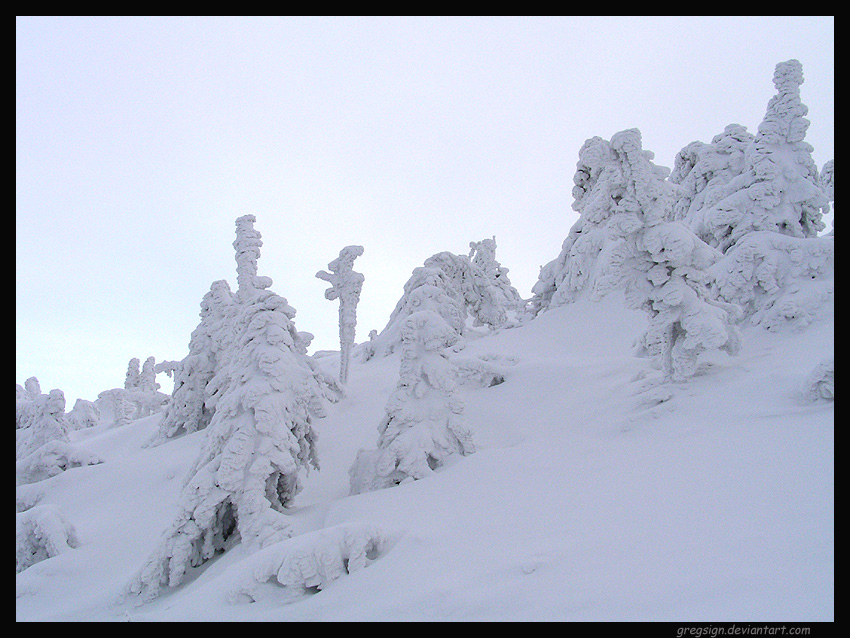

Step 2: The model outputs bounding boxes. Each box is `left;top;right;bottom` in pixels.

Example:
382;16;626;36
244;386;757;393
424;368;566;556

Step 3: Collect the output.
15;292;833;621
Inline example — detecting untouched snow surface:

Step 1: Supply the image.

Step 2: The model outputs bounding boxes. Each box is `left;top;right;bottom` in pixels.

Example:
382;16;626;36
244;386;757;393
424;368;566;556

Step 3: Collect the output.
15;293;833;621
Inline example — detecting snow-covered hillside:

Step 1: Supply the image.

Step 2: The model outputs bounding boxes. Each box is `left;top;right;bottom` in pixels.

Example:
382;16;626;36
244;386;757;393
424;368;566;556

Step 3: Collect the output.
15;290;833;621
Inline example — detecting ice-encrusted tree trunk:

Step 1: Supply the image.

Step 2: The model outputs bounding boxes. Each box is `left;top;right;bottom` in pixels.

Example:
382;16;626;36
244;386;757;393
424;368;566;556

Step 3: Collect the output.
316;245;365;385
128;215;330;601
602;129;742;381
700;60;828;252
349;310;475;494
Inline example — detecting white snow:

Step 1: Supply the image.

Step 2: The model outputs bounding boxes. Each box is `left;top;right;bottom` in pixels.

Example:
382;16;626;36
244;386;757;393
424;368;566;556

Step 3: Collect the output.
15;290;833;621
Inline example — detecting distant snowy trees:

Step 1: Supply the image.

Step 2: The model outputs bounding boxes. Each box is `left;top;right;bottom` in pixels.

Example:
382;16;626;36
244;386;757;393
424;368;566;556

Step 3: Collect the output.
350;310;475;494
316;245;365;385
16;385;102;485
529;59;832;378
129;215;337;600
366;238;522;358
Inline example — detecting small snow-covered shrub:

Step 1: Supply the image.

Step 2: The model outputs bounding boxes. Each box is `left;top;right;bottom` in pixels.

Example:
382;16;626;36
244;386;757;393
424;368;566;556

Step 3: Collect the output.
16;440;103;486
801;357;834;402
16;504;80;573
228;522;386;603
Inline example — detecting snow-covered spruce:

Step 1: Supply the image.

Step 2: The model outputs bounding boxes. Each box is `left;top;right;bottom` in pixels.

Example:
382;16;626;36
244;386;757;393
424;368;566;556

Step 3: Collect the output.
820;159;834;235
698;60;828;253
152;280;239;444
601;128;742;381
16;504;80;573
316;245;365;385
16;389;102;485
67;398;100;430
669;124;755;248
127;216;334;601
367;243;521;358
530;135;624;314
350;310;475;494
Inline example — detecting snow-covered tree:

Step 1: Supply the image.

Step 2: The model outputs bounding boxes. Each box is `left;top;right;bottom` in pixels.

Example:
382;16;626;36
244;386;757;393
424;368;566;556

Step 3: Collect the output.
821;159;834;235
16;376;43;430
530;136;624;314
600;129;743;381
350;310;475;494
699;60;828;252
124;358;141;391
316;245;365;385
128;215;333;601
16;389;102;485
669;124;755;247
16;504;80;573
16;389;70;460
801;356;834;402
67;398;100;430
468;237;525;322
153;280;239;444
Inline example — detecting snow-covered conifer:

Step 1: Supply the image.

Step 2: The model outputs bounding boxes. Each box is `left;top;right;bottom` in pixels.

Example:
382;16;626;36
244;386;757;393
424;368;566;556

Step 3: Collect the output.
67;398;100;430
153;280;238;444
316;245;365;384
821;159;834;234
602;129;742;381
699;60;828;252
233;214;273;300
16;389;102;484
124;358;141;391
349;310;474;494
128;215;332;601
468;237;525;322
669;124;755;246
16;389;70;460
530;136;623;313
16;504;80;573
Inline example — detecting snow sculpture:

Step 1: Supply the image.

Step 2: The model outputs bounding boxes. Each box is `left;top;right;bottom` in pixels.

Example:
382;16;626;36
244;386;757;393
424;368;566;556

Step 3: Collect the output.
128;215;333;601
316;245;365;384
699;60;827;252
16;504;80;573
228;522;386;602
350;310;475;494
602;129;742;381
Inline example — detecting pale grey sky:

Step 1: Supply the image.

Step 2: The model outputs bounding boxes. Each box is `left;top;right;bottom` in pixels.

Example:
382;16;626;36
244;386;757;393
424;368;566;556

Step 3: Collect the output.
17;16;834;404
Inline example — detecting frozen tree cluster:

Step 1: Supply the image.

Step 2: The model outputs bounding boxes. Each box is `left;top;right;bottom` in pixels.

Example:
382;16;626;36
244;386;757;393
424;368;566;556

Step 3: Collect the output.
16;382;102;486
365;237;523;359
316;245;365;385
529;60;832;378
129;215;341;601
350;310;475;495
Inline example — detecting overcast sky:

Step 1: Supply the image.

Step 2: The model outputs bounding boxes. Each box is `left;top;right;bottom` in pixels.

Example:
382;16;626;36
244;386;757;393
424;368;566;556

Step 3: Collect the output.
17;16;834;405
